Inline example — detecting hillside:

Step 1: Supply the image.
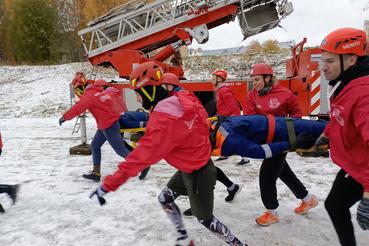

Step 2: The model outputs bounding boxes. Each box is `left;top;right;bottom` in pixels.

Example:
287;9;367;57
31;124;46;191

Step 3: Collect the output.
183;49;291;80
0;49;292;119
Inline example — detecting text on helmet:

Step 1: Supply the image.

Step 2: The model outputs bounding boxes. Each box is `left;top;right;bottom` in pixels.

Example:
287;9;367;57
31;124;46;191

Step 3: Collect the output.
342;41;361;50
136;77;149;88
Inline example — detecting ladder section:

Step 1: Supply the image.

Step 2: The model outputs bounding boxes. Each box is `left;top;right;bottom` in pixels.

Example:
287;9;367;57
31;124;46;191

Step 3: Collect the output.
78;0;293;60
238;0;293;40
78;0;234;58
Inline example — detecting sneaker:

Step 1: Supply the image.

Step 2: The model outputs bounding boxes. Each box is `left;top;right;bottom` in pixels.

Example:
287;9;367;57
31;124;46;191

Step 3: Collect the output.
8;185;19;204
82;171;101;182
215;157;228;161
235;158;250;166
255;210;279;226
174;237;194;246
182;208;195;218
138;166;150;180
225;184;242;202
295;197;318;215
0;204;4;214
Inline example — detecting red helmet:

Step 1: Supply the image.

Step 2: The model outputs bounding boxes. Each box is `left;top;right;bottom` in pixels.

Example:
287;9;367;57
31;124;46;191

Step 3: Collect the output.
71;72;87;89
163;73;179;86
130;62;164;90
320;27;367;56
213;69;227;80
250;63;273;76
94;79;108;86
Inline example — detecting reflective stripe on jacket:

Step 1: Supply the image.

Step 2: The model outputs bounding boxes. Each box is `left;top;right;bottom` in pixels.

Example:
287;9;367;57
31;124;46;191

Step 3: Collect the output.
216;115;327;159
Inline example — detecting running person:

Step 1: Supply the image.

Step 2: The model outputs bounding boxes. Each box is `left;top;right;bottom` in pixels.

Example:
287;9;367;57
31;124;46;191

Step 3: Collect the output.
212;69;250;166
59;79;130;182
0;132;19;214
244;63;317;226
161;73;242;218
90;62;247;246
315;27;369;246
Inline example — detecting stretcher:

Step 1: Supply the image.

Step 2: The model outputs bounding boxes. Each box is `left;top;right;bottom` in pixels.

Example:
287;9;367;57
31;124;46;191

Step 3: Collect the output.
119;115;329;157
120;128;145;148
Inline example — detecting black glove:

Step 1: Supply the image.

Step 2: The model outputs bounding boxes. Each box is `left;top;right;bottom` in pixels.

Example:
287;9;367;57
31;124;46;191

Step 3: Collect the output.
90;185;108;206
357;197;369;230
130;133;143;143
296;132;315;150
314;134;329;151
59;117;66;126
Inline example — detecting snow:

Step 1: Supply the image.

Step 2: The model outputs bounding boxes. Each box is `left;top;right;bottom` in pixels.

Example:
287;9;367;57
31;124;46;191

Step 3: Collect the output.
1;64;369;246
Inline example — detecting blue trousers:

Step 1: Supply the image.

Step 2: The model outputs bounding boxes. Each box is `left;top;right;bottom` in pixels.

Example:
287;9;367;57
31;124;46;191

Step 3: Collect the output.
91;121;131;166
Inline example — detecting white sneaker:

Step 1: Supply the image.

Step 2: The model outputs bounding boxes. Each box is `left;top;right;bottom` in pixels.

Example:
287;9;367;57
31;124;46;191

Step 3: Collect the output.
174;237;195;246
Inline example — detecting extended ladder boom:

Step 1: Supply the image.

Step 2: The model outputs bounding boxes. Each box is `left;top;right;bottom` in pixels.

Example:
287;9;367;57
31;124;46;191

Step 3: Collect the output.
78;0;293;78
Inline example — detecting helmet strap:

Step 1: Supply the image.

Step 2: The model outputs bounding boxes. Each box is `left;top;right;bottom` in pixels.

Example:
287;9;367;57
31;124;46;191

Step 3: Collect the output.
215;76;223;87
76;85;85;95
140;86;156;102
163;83;171;92
339;54;344;74
263;75;269;88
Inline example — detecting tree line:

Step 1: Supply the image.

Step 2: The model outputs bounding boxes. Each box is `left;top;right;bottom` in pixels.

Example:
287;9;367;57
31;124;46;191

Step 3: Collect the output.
0;0;130;64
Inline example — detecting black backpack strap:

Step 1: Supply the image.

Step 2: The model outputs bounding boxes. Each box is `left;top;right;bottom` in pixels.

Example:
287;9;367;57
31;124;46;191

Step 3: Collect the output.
285;117;297;152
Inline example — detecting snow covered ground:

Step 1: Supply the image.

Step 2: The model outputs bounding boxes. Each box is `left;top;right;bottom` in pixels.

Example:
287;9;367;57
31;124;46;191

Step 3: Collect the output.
1;64;369;246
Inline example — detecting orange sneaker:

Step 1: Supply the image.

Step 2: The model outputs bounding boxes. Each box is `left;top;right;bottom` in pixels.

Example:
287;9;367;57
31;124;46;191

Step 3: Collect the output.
255;210;279;226
295;197;318;215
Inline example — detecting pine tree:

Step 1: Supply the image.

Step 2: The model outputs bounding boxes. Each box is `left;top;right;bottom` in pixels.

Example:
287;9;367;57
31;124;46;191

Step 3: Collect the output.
8;0;62;63
0;0;14;62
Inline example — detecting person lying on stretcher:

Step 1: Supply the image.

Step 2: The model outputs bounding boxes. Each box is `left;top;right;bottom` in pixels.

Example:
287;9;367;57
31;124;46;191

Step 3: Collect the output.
211;115;328;159
119;111;149;129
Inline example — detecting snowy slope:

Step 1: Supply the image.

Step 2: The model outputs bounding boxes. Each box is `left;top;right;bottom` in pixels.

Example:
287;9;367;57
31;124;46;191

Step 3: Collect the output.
0;50;291;119
1;61;369;246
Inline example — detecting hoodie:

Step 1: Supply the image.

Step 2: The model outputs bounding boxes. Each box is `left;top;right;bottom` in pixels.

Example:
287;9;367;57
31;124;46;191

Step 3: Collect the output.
103;90;212;192
324;56;369;191
63;84;127;130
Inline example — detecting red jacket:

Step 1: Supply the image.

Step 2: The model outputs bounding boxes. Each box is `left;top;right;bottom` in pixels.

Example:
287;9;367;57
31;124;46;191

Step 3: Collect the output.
216;84;241;116
244;84;302;118
0;132;2;149
324;76;369;191
103;91;212;192
63;84;127;130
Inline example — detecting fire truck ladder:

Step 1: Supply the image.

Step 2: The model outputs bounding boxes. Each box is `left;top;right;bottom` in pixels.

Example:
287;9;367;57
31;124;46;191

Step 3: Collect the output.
78;0;293;73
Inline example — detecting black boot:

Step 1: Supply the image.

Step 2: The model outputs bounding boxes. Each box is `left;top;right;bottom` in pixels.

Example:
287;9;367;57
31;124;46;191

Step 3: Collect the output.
182;208;194;218
0;203;4;214
138;166;150;180
82;171;101;182
8;185;19;204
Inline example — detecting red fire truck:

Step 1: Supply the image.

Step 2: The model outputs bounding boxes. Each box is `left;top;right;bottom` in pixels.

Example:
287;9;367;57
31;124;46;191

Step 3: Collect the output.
77;0;294;113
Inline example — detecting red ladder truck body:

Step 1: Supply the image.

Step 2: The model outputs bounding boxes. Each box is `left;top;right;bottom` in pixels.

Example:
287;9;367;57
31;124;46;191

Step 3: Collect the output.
77;0;294;113
279;38;329;118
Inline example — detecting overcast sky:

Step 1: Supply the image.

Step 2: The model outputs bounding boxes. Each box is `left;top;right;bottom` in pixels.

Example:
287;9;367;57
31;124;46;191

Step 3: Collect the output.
190;0;369;50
